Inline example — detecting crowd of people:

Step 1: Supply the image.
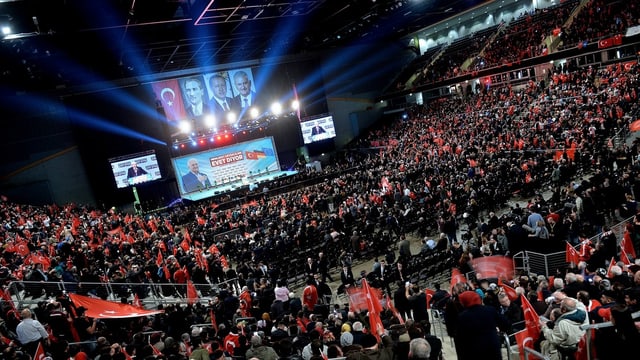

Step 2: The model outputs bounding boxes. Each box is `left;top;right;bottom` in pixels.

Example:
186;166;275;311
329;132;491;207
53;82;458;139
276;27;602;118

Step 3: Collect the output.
1;42;640;360
401;0;639;93
559;0;640;51
476;1;576;70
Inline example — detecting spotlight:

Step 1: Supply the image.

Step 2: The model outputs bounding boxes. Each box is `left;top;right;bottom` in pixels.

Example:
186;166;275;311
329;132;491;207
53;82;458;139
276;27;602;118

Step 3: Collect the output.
250;107;260;119
204;115;216;128
227;112;237;123
199;138;205;145
179;120;191;134
1;26;11;36
270;102;283;116
292;100;300;111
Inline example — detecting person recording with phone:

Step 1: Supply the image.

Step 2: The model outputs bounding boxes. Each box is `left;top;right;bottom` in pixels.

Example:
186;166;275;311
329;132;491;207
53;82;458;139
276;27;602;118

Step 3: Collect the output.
182;158;211;193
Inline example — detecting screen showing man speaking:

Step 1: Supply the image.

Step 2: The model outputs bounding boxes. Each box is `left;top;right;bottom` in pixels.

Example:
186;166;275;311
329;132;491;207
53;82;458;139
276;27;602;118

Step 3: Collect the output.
109;150;162;189
172;137;280;194
301;115;336;144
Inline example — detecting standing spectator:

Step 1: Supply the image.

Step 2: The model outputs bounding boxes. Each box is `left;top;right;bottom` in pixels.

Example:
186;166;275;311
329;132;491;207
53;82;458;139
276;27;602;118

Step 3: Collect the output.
398;235;412;263
394;280;411;321
73;306;99;355
406;284;429;324
594;304;640;359
340;265;356;292
302;278;319;312
317;252;334;283
454;291;509;360
497;292;524;332
16;308;49;357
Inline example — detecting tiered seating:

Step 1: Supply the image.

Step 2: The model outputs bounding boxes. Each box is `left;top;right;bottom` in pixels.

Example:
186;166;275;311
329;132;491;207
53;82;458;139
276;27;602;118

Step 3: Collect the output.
388;44;443;92
477;1;579;69
560;0;640;50
416;25;499;85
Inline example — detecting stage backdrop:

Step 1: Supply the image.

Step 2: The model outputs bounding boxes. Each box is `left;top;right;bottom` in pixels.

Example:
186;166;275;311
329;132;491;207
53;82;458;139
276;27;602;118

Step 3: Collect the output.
172;137;280;195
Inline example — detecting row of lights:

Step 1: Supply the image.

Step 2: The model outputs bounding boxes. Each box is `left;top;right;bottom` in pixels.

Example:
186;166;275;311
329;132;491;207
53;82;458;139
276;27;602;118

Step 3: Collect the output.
176;100;299;135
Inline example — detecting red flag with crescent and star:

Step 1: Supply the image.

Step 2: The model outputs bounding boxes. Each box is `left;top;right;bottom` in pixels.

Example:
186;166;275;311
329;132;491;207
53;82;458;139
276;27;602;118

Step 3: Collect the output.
151;79;186;122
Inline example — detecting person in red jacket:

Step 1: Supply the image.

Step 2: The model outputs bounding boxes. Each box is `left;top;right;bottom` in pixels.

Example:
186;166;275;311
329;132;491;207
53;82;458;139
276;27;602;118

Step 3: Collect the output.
302;278;318;311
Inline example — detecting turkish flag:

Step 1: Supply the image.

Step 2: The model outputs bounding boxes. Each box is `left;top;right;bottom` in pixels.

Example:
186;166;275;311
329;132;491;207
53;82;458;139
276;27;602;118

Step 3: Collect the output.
34;341;46;360
156;250;164;267
520;294;540;343
220;255;229;269
470;256;514;280
385;294;404;324
208;243;220;255
245;151;258;160
612;34;623;45
450;268;466;291
346;286;368;312
31;254;51;271
187;280;198;305
606;257;616;278
362;278;383;313
133;293;143;308
598;38;613;49
425;288;435;309
69;293;164;319
620;248;631;266
151;79;186;122
180;238;191;252
566;242;580;265
514;329;536;360
498;279;518;301
15;241;30;257
164;219;174;233
621;231;637;258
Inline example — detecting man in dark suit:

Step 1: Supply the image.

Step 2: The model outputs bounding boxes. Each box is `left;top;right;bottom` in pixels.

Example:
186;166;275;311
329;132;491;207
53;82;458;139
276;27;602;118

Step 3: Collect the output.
208;74;234;126
374;259;392;294
231;70;259;115
304;257;318;280
181;158;211;193
126;161;148;179
183;77;210;121
311;123;326;136
339;265;355;294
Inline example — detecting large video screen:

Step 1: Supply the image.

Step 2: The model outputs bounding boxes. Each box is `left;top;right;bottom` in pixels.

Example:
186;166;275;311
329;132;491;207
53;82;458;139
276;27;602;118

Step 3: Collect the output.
172;137;280;194
301;115;336;144
109;150;162;189
151;68;259;131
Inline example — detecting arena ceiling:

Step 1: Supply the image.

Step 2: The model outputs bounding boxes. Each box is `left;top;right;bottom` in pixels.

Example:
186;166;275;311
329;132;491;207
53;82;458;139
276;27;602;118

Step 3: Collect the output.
0;0;489;89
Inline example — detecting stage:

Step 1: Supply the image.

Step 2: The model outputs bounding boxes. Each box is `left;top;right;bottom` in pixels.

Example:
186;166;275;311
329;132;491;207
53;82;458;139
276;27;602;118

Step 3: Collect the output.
180;170;298;202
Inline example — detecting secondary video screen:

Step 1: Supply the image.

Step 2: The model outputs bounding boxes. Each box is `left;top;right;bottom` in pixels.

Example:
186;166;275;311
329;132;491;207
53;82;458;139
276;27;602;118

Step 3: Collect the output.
109;150;162;189
301;115;336;144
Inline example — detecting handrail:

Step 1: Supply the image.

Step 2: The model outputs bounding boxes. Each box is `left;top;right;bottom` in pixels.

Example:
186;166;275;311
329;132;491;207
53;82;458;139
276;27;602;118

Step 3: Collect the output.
5;279;241;309
579;310;640;330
